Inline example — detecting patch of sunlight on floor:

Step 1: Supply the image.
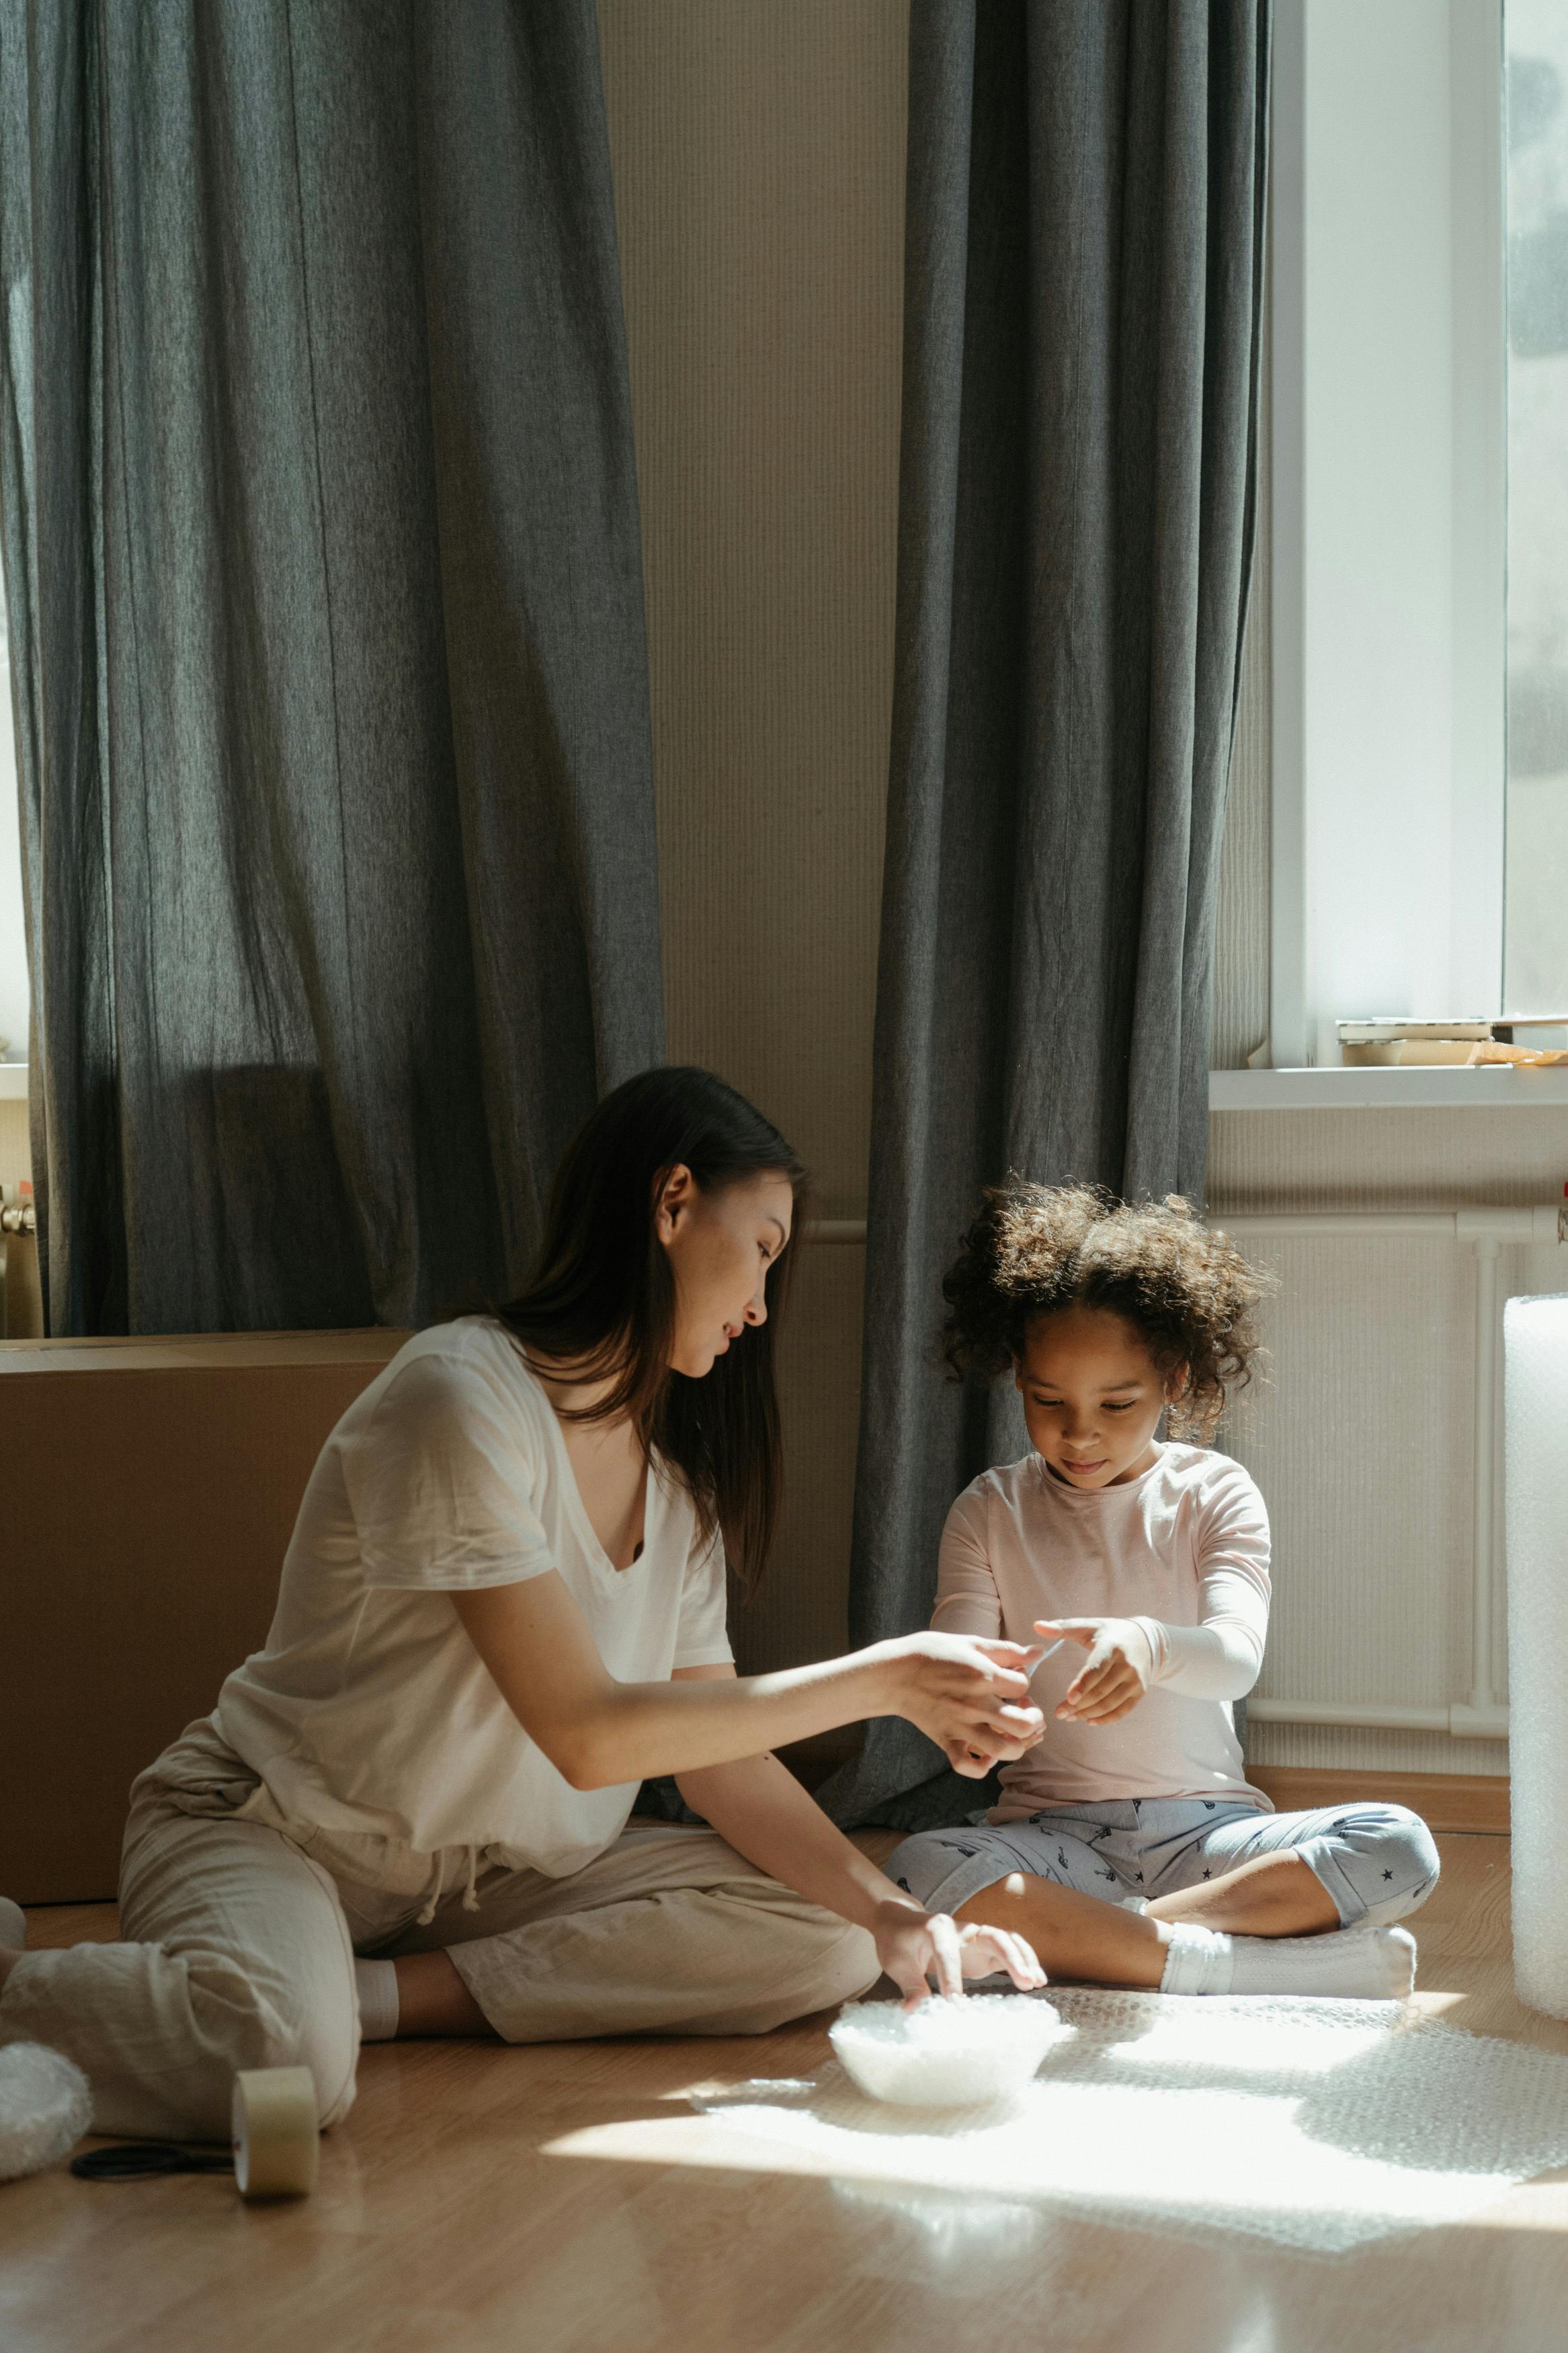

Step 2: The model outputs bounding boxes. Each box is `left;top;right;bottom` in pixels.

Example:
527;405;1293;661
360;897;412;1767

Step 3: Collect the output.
546;1991;1568;2259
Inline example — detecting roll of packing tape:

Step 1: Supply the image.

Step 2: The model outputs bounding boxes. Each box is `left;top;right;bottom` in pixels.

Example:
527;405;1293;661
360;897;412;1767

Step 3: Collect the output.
231;2067;319;2199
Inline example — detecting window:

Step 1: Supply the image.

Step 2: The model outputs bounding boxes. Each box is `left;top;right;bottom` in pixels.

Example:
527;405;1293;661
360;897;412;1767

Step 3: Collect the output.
1268;0;1533;1070
1506;0;1568;1014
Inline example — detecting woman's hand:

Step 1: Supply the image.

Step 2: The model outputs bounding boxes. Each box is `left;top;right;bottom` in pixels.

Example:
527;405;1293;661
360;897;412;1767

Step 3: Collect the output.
872;1899;1048;2009
879;1632;1046;1777
1036;1617;1155;1724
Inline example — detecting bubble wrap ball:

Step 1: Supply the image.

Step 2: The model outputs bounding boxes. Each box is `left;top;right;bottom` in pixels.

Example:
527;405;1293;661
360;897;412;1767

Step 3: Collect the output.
0;2044;93;2182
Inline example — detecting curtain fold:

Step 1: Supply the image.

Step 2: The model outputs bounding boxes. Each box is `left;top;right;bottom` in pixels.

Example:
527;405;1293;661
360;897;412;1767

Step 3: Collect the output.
0;0;661;1335
823;0;1270;1830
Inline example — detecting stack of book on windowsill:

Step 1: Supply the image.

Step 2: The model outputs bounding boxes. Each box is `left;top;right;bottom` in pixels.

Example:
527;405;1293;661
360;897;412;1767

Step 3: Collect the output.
1338;1018;1568;1068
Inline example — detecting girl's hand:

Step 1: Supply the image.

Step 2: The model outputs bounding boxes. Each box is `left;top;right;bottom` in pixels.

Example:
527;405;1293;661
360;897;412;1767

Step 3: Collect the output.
882;1632;1047;1777
872;1900;1048;2008
1036;1617;1155;1724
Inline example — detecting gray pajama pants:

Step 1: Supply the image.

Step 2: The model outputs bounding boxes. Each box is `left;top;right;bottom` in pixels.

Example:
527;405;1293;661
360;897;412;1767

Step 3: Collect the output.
887;1796;1441;1928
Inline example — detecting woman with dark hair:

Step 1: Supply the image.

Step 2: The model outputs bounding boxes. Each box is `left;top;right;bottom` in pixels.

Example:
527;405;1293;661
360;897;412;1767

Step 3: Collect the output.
0;1068;1046;2145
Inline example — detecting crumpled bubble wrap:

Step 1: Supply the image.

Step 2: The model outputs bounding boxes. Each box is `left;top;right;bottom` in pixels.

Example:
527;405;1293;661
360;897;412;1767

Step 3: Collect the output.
694;1993;1568;2256
0;2044;93;2183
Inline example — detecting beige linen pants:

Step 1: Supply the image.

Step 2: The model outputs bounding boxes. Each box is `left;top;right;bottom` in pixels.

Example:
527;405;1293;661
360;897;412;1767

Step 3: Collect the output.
0;1720;878;2143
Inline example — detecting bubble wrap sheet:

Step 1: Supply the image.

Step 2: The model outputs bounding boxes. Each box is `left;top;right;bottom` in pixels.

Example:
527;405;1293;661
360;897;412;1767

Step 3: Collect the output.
1506;1293;1568;2017
693;1993;1568;2256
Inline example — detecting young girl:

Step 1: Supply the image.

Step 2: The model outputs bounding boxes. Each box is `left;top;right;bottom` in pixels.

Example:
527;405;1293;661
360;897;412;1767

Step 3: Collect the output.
0;1070;1047;2144
888;1183;1441;2000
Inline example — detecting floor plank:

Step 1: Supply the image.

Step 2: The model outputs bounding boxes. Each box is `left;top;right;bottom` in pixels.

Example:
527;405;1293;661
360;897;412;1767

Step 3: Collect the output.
7;1835;1568;2352
1248;1764;1511;1836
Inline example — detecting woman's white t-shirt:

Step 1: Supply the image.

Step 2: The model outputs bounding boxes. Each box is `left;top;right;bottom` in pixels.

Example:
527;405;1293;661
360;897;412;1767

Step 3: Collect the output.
214;1317;734;1876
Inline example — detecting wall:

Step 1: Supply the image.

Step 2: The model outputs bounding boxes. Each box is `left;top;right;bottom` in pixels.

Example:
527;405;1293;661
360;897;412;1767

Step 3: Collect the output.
7;9;1552;1782
0;592;27;1065
601;1;1568;1788
1211;400;1567;1778
1208;1112;1568;1780
0;1091;32;1337
598;0;907;1673
599;0;1285;1684
1207;28;1568;1781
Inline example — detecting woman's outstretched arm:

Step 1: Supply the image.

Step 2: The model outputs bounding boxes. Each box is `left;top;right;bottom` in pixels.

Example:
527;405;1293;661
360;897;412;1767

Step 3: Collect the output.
670;1669;1046;2004
451;1573;1044;1789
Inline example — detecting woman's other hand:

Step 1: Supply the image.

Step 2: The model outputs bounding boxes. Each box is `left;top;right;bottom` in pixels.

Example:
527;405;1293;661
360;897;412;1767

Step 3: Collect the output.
880;1632;1046;1776
872;1900;1048;2008
1036;1616;1154;1723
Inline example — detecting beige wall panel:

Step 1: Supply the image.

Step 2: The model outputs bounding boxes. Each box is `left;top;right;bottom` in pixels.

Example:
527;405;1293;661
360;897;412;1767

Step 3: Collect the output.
0;1092;28;1193
600;1;904;1678
599;0;907;1218
0;1090;34;1337
731;1239;864;1678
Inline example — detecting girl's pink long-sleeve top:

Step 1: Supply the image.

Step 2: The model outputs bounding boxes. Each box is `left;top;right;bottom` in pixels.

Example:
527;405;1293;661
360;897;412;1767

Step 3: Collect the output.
932;1442;1272;1817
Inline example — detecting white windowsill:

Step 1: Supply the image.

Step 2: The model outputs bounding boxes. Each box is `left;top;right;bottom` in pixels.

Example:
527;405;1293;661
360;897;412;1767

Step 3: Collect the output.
5;1061;1565;1112
1210;1066;1568;1110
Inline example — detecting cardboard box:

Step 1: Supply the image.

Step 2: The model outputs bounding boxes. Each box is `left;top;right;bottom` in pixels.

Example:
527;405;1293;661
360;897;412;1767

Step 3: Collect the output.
0;1329;407;1901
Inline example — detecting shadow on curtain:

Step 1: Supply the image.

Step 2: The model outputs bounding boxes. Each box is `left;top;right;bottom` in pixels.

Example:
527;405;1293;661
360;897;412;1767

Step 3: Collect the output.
821;0;1271;1830
0;0;661;1334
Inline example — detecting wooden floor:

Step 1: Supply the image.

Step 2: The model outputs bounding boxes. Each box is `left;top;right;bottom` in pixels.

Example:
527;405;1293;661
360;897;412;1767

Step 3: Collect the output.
6;1833;1568;2353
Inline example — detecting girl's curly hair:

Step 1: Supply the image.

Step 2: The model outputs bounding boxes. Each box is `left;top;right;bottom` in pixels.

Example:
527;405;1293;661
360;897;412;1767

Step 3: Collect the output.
940;1181;1274;1442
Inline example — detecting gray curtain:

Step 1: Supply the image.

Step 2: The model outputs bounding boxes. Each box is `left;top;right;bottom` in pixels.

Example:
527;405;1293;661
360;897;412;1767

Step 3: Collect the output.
822;0;1270;1830
0;0;661;1335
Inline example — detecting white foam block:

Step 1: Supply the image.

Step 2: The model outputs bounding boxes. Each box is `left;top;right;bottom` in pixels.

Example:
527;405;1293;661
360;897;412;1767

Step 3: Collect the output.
1505;1294;1568;2016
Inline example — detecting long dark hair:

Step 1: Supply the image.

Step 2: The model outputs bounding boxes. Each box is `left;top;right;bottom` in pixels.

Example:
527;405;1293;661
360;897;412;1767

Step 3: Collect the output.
497;1067;809;1585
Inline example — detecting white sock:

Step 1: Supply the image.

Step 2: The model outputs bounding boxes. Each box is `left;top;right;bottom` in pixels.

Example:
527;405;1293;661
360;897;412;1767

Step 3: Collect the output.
0;1898;25;1952
354;1958;400;2042
1159;1923;1235;1995
1157;1920;1417;2000
1227;1923;1416;1999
